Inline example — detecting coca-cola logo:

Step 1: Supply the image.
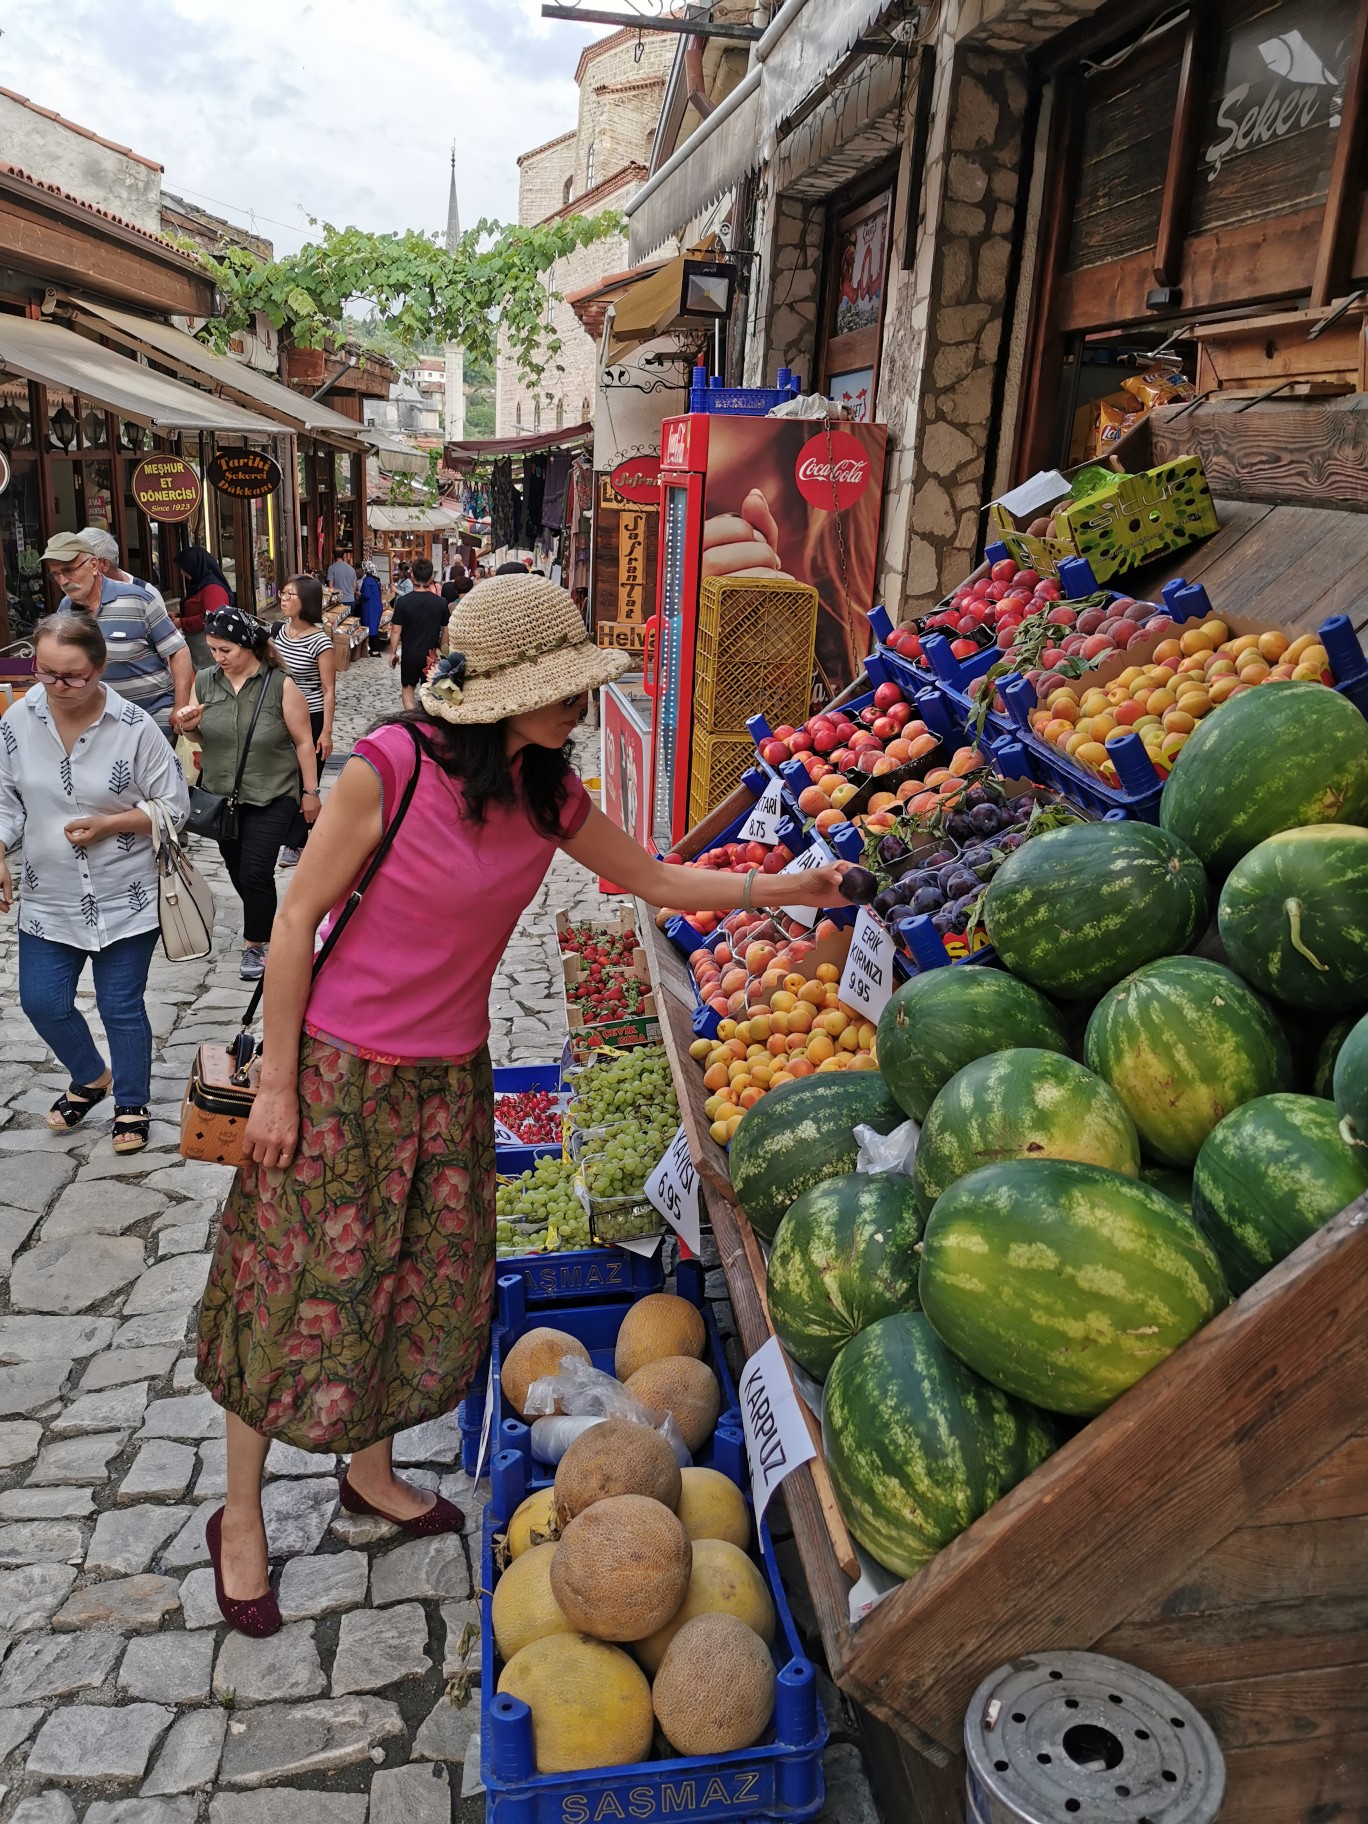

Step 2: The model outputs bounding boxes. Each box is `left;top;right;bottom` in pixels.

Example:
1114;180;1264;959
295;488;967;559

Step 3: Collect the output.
795;431;872;510
662;420;689;472
609;455;660;505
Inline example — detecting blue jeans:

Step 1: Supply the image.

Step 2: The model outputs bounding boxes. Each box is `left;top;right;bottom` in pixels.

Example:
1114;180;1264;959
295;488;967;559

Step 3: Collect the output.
18;927;160;1108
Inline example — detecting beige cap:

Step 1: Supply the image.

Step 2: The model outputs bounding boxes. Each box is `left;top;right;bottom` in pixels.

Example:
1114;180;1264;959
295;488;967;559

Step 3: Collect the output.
420;573;631;725
40;529;104;565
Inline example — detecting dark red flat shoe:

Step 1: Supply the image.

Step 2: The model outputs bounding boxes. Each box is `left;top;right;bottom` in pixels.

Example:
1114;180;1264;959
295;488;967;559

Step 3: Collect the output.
205;1506;282;1638
338;1471;464;1536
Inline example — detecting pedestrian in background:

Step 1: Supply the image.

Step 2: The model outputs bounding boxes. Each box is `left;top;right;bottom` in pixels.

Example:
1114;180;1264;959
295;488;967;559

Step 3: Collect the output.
441;561;473;606
392;563;413;599
0;613;189;1154
387;558;446;711
325;549;357;610
358;561;386;656
174;545;233;671
272;575;336;869
44;530;192;738
84;527;168;617
171;609;320;981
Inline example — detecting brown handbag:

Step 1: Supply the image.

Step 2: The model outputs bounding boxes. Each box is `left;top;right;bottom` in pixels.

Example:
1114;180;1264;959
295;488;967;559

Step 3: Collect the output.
179;730;425;1168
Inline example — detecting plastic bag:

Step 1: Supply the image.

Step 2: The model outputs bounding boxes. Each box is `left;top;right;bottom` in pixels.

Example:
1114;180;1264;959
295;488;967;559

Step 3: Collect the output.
854;1117;920;1177
530;1414;604;1464
523;1355;691;1465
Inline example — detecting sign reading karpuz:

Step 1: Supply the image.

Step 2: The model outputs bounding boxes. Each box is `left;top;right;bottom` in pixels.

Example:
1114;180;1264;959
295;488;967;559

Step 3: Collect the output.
738;1336;817;1524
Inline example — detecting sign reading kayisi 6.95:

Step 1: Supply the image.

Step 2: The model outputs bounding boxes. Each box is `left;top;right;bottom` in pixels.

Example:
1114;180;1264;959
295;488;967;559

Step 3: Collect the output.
131;456;202;524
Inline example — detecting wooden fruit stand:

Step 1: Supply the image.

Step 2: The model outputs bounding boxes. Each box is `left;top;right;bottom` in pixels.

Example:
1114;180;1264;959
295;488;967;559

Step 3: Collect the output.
634;395;1368;1823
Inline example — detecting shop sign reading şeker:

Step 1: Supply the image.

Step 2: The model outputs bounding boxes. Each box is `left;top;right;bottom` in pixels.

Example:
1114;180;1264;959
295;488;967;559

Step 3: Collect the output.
131;455;202;524
207;449;283;500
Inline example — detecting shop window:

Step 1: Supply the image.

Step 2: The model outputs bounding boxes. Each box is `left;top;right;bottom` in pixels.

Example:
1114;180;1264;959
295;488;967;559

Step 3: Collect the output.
817;179;894;422
0;460;44;637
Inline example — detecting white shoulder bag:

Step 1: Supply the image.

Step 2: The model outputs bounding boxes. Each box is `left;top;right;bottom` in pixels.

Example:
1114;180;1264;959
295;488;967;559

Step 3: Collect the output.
145;799;216;962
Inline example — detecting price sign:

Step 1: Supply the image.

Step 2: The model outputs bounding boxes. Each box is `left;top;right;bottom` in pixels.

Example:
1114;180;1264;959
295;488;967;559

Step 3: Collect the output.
493;1119;521;1146
740;781;784;844
644;1123;701;1254
473;1355;495;1482
738;1336;817;1524
779;843;831;930
838;907;896;1021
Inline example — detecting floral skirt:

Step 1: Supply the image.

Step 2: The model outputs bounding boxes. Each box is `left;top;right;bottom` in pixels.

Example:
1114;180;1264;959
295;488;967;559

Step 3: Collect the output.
196;1033;496;1453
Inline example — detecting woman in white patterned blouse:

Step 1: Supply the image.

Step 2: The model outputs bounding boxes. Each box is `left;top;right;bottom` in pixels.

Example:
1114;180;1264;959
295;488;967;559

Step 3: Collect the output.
0;614;190;1153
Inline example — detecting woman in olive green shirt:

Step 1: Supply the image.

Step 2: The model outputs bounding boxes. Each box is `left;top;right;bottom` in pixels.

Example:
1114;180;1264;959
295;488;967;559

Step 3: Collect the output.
172;608;320;981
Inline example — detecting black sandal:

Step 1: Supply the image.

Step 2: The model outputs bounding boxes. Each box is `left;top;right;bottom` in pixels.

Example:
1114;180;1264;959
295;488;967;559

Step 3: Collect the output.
112;1106;150;1155
47;1081;110;1131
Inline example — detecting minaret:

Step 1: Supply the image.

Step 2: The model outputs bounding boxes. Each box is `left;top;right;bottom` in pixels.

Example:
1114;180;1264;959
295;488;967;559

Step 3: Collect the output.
443;146;466;442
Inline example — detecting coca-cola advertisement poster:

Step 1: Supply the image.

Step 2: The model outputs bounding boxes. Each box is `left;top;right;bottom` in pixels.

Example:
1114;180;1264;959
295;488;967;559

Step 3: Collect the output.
700;417;888;703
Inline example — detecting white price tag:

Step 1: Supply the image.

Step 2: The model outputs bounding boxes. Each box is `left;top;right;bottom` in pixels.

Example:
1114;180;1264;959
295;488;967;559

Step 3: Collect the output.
779;843;831;930
473;1354;495;1483
644;1123;702;1254
838;907;896;1021
493;1120;521;1146
738;1336;818;1524
740;781;784;844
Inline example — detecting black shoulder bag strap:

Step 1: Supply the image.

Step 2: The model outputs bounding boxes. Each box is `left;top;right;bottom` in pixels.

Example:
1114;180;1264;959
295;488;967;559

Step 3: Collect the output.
228;668;274;814
231;727;425;1069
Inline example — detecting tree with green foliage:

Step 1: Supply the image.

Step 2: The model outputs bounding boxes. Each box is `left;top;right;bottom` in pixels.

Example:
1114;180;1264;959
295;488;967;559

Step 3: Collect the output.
191;215;622;386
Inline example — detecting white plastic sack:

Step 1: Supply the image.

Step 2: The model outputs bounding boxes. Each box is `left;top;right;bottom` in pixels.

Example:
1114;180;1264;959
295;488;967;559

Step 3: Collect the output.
854;1117;920;1177
523;1355;691;1466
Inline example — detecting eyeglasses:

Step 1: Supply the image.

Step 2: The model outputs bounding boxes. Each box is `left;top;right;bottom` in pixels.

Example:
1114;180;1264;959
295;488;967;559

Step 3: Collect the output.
36;668;94;688
281;587;298;600
49;557;94;583
560;692;587;709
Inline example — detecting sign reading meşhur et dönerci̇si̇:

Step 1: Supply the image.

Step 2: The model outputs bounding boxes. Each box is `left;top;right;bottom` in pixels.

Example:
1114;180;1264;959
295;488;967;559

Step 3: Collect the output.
207;450;284;500
130;456;202;524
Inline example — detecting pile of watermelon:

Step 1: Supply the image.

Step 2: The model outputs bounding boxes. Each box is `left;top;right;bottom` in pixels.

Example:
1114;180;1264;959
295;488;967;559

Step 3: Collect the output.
722;678;1368;1583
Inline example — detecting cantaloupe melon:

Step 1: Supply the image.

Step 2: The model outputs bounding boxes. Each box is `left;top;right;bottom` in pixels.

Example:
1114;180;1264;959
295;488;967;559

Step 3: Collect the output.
613;1293;707;1382
652;1613;776;1756
500;1327;591;1420
491;1541;573;1661
625;1356;721;1452
553;1417;681;1526
550;1494;691;1641
506;1487;559;1559
633;1537;776;1674
498;1632;653;1772
676;1467;750;1548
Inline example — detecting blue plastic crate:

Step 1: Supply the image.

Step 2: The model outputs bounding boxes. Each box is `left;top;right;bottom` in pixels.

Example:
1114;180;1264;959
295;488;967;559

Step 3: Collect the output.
689;369;803;416
494;1064;565;1176
479;1468;826;1824
487;1262;743;1487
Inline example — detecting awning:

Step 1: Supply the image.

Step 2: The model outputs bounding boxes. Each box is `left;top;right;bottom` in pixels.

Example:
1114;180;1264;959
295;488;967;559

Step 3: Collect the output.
626;0;901;262
444;422;593;469
567;242;724;360
368;505;464;533
65;299;369;444
357;428;429;476
0;313;281;435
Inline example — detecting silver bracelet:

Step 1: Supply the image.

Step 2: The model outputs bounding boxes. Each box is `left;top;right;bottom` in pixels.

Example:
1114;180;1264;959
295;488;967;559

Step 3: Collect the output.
741;867;758;914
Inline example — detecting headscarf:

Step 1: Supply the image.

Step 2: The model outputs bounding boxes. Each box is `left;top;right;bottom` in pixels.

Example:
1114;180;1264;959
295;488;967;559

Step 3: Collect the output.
176;545;235;604
205;606;269;655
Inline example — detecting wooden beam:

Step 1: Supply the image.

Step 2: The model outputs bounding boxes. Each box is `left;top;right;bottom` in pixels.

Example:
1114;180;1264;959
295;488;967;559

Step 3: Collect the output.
1152;11;1207;286
1014;71;1082;477
0;189;213;319
1311;0;1368;307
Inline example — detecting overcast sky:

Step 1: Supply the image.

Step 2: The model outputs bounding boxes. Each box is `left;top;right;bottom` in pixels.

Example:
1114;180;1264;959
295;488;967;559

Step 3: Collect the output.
2;0;604;254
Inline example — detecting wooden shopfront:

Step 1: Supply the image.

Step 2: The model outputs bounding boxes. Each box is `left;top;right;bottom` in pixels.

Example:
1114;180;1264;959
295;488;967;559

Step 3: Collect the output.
1015;0;1368;475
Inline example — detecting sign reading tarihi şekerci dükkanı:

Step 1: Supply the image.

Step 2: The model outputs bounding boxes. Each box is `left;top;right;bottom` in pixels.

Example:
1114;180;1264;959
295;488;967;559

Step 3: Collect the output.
130;455;203;524
206;449;284;500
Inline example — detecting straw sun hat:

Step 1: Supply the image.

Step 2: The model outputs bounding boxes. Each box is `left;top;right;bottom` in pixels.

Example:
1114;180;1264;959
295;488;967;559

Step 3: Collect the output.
419;574;630;724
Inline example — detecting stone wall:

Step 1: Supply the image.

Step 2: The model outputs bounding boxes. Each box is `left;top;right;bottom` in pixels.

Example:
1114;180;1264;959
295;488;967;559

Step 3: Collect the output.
517;134;576;227
0;91;162;233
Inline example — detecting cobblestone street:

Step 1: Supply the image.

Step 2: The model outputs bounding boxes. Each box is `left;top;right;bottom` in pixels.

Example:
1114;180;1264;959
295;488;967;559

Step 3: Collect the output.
0;658;872;1824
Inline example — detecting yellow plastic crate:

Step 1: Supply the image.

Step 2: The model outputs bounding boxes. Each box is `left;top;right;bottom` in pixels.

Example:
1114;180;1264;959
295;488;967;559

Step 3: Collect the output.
693;577;819;731
688;730;757;830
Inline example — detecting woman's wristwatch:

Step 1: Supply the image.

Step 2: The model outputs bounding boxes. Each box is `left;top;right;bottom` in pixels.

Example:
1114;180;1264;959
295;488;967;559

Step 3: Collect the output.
302;788;320;798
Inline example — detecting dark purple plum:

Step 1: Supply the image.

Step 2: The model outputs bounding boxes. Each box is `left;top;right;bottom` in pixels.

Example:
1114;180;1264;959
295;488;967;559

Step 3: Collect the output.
873;887;904;918
839;865;879;905
969;804;1004;836
911;886;945;914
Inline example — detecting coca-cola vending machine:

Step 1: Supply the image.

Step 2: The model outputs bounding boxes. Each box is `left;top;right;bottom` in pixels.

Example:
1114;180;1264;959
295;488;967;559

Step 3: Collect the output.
646;411;888;852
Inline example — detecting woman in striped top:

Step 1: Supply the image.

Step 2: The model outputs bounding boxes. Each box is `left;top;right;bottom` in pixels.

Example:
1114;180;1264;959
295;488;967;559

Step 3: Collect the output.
272;577;335;867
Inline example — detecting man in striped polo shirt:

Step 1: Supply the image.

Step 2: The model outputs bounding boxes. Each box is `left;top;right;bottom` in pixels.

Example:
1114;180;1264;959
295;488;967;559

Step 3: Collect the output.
42;530;192;738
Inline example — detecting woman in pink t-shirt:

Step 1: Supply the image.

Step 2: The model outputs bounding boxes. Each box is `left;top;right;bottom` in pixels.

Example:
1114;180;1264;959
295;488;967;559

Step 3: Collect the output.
194;574;850;1636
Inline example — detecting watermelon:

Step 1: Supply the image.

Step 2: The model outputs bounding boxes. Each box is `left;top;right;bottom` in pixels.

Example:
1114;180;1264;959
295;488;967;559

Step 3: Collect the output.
913;1048;1139;1217
768;1174;924;1380
821;1311;1058;1579
1192;1093;1368;1295
1141;1165;1193;1209
728;1072;903;1241
983;821;1210;1001
1161;680;1368;877
1313;1015;1358;1099
1218;825;1368;1012
876;968;1068;1123
919;1159;1229;1416
1333;1012;1368;1149
1083;957;1292;1167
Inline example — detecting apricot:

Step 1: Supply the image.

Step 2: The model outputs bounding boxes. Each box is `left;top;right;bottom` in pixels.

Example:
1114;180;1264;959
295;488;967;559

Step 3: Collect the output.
806;1033;835;1064
786;1057;815;1078
1257;630;1289;662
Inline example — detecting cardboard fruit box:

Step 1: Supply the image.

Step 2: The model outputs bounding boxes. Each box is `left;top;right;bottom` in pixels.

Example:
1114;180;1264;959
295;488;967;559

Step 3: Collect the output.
987;456;1219;587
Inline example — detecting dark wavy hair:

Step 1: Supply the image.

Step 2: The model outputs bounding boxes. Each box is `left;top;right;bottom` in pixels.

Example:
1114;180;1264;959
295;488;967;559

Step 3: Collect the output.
369;707;573;839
